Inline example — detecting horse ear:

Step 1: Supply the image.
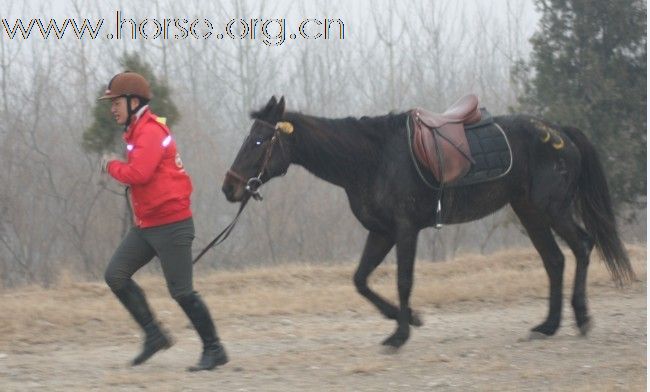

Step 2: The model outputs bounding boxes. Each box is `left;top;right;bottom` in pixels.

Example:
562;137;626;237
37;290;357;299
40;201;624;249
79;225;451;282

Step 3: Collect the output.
264;96;278;114
251;96;278;119
274;96;286;118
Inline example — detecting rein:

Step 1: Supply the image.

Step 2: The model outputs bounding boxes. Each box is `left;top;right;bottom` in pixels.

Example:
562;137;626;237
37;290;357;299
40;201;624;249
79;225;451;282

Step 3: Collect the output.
192;195;250;264
192;119;290;264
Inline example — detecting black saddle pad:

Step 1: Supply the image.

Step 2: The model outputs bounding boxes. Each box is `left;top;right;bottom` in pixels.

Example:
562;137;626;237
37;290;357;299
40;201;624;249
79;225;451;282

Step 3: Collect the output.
450;108;512;187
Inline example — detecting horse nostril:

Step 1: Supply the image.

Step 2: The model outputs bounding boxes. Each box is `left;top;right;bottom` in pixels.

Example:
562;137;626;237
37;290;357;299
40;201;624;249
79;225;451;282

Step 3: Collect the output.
222;183;233;197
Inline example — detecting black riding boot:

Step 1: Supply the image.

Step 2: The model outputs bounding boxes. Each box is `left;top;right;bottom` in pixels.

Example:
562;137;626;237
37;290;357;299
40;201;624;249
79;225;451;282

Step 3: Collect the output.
112;280;173;366
177;292;228;371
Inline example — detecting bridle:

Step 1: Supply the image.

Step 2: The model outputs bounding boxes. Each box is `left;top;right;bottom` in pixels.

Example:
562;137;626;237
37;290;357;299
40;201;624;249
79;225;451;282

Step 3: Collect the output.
193;118;291;264
225;118;291;201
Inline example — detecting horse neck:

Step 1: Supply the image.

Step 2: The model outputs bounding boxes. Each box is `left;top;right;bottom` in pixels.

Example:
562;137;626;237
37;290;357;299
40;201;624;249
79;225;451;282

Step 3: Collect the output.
285;112;388;188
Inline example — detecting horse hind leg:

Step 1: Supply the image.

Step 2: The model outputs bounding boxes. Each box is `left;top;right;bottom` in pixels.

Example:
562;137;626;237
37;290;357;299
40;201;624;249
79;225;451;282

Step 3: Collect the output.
512;203;565;339
353;231;422;328
550;214;595;336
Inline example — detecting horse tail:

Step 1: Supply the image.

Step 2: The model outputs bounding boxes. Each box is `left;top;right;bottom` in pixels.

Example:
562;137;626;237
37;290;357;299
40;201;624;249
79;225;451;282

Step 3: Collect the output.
563;126;636;284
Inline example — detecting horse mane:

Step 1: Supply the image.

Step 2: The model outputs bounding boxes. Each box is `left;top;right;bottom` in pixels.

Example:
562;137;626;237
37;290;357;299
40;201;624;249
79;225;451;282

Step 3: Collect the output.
250;108;407;140
286;111;408;168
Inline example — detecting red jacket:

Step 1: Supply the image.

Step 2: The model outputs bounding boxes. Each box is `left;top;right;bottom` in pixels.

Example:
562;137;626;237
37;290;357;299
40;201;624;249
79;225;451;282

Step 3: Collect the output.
107;107;193;228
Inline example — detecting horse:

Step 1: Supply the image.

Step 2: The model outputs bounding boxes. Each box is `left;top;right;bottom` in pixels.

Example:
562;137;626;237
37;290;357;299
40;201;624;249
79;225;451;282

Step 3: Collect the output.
221;96;635;348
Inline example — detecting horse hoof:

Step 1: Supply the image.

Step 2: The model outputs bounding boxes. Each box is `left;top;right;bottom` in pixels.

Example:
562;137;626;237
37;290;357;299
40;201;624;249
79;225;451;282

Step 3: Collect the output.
527;331;550;341
410;311;423;327
578;319;593;336
529;322;559;338
382;333;408;348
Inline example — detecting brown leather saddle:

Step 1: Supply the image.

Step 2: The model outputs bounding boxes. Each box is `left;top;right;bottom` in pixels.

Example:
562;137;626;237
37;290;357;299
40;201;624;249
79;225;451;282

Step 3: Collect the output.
410;94;481;184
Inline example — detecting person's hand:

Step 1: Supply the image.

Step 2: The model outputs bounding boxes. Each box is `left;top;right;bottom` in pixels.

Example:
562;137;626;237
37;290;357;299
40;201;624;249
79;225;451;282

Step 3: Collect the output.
100;153;120;174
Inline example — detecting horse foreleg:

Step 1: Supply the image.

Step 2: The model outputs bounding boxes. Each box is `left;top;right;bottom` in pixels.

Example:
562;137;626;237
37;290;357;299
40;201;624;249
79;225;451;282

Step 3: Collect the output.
382;227;419;348
353;231;422;327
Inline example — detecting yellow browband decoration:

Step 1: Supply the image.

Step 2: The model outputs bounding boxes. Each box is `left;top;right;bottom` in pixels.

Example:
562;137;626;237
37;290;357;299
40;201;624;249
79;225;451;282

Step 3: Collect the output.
552;139;565;149
276;121;294;134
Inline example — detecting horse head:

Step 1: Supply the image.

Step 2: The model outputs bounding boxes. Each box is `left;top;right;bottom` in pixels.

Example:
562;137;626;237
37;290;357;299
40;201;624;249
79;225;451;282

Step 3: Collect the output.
222;96;294;202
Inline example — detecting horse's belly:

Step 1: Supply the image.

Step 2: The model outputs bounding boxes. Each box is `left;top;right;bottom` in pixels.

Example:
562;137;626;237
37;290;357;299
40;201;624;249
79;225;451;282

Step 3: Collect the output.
440;186;511;224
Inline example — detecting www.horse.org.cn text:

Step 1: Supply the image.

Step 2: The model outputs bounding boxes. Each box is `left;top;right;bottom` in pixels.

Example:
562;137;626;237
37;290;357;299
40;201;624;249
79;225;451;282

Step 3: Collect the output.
1;11;346;46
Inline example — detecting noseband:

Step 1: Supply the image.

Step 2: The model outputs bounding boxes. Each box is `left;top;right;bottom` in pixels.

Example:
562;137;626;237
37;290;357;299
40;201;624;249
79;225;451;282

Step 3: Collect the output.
226;119;290;201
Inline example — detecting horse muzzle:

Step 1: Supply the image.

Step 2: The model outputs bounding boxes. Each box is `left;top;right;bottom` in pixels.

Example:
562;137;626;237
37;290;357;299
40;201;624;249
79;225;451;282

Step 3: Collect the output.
223;170;247;202
223;169;264;202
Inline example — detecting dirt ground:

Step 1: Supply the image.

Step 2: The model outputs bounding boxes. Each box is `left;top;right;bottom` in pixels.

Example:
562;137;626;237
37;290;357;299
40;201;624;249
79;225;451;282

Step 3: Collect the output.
0;247;646;391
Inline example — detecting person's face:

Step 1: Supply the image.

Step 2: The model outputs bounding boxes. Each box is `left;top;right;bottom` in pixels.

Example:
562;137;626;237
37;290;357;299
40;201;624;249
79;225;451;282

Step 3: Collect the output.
110;96;139;125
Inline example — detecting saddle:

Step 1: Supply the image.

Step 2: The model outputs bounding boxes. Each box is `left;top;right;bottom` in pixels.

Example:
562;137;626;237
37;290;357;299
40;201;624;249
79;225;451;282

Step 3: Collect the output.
411;94;481;184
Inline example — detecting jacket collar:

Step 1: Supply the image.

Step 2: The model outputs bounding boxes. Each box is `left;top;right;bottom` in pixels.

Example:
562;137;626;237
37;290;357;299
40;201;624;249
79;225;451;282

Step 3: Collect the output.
124;105;151;139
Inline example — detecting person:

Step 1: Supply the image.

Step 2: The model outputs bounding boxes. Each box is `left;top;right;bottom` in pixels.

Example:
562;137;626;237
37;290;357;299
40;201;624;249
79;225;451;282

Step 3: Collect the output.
98;71;228;371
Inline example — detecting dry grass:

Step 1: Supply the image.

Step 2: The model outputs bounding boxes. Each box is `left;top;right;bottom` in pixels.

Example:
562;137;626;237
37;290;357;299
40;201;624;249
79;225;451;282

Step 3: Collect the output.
0;244;645;349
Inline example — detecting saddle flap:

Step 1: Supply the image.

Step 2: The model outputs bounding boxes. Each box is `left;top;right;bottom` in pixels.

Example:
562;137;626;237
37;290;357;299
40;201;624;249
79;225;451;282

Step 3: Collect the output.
411;113;473;184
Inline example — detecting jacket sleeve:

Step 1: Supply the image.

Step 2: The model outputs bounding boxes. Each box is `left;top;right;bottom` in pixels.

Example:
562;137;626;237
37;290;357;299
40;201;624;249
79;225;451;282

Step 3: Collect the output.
107;125;166;185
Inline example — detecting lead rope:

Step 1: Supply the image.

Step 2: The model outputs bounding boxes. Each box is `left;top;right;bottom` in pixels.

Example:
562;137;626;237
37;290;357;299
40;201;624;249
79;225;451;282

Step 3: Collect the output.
193;197;250;264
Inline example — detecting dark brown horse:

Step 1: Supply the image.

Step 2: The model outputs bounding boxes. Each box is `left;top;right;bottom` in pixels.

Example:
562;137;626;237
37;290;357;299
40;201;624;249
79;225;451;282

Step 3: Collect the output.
222;96;634;348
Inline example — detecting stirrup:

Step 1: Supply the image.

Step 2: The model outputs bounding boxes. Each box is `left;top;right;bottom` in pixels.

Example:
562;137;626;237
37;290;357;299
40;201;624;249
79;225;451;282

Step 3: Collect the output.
434;199;444;229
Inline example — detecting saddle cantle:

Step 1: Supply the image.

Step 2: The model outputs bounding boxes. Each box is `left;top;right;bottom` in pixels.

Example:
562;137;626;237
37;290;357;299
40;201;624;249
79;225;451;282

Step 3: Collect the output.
411;94;481;184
